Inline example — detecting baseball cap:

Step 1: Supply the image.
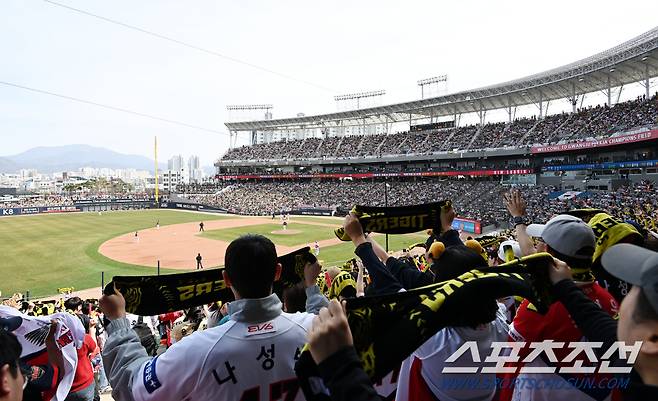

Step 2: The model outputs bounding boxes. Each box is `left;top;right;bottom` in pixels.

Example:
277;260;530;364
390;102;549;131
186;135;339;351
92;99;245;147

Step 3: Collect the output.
529;214;595;259
602;244;658;314
526;214;582;238
497;240;522;261
0;316;22;333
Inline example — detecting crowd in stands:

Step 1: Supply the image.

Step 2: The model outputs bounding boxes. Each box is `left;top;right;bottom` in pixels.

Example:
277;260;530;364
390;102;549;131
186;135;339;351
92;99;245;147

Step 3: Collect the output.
0;195;74;209
220;94;657;162
183;179;508;225
0;193;153;209
4;182;658;401
180;179;658;230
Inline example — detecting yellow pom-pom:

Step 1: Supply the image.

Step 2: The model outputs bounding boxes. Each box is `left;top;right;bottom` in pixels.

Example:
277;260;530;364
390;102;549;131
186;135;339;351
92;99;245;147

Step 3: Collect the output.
429;241;445;259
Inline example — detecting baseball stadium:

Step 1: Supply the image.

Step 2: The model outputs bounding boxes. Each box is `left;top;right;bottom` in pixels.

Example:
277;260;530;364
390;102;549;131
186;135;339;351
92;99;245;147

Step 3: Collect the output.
2;5;658;401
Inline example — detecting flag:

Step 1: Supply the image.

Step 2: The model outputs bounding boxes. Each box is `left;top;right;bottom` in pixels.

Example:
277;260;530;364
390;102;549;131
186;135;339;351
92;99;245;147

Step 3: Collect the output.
0;306;84;401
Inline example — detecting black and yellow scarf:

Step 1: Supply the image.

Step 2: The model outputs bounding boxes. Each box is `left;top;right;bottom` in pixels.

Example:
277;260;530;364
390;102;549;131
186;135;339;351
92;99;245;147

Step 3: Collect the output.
105;247;317;315
295;253;555;400
335;201;451;241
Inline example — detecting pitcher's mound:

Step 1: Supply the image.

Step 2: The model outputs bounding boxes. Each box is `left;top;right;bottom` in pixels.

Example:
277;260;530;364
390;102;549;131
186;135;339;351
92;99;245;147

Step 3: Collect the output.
271;229;301;235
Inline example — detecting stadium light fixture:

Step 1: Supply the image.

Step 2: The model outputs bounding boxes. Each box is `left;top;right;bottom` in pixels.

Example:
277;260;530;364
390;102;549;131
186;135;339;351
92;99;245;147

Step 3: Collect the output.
641;56;649;61
333;90;386;102
609;68;616;73
417;75;447;100
226;104;273;111
417;75;447;86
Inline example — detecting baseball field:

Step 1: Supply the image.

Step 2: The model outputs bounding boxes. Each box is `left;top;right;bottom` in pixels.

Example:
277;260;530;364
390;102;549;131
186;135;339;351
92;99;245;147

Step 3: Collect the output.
0;209;427;299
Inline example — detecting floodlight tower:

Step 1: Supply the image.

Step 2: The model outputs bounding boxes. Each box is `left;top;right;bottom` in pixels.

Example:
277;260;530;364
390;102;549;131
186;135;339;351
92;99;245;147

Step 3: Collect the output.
226;104;273;146
417;75;448;99
334;90;386;110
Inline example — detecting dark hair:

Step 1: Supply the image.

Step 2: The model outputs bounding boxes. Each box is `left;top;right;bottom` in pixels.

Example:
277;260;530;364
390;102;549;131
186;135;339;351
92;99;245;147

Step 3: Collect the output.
64;297;83;311
225;234;278;299
548;248;592;271
633;287;658;323
0;330;22;378
430;245;495;327
338;286;357;299
82;301;93;315
430;245;488;282
282;283;307;313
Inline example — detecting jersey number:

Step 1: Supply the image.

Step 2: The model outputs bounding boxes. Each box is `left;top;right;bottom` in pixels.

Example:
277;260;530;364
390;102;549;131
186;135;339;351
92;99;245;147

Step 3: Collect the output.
239;378;300;401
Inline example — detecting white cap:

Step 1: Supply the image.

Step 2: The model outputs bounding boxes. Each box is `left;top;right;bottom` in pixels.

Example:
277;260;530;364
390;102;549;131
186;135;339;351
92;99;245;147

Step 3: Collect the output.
498;240;522;261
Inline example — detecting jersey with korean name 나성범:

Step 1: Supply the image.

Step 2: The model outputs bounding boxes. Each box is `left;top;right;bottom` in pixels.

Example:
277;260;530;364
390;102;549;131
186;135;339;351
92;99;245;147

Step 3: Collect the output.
131;311;315;401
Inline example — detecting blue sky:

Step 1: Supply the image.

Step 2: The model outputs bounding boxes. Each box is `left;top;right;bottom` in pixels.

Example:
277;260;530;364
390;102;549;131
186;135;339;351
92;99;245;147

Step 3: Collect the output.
1;0;656;166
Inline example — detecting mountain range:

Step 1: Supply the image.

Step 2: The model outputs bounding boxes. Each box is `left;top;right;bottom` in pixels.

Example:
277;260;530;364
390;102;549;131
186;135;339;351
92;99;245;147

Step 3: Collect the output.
0;145;213;174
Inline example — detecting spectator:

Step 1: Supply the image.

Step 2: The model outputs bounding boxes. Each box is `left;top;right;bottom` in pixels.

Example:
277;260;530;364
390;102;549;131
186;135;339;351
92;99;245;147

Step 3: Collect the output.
0;329;25;401
307;299;381;401
501;215;620;401
100;234;328;401
548;243;658;399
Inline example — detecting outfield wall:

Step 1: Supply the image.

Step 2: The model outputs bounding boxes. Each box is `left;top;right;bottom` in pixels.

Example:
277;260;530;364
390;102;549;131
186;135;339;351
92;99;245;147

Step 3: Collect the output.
0;198;157;217
0;205;81;217
161;201;228;214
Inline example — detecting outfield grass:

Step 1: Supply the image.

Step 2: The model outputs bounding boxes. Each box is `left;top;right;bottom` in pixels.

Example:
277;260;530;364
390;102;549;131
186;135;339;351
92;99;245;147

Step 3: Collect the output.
200;223;336;246
0;210;230;298
292;216;342;226
1;210;429;299
316;233;428;266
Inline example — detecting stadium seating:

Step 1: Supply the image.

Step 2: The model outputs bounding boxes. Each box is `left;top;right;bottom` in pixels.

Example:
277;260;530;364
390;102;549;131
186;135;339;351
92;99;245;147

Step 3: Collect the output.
220;95;658;161
181;180;658;230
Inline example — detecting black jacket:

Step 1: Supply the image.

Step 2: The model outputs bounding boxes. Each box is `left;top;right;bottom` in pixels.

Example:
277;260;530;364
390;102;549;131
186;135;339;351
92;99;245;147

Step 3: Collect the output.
552;279;658;401
355;242;403;295
317;347;380;401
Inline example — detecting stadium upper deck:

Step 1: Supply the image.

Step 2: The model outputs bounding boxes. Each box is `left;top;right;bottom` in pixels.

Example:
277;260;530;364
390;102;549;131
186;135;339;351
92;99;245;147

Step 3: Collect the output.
225;27;658;134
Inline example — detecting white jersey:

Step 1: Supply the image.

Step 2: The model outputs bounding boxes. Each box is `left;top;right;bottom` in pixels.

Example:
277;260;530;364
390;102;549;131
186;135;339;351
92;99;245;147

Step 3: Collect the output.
396;309;508;401
126;313;158;336
131;311;314;401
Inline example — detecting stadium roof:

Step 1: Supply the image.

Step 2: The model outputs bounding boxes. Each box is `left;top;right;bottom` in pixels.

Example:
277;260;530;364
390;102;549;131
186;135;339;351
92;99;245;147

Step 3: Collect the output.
225;26;658;132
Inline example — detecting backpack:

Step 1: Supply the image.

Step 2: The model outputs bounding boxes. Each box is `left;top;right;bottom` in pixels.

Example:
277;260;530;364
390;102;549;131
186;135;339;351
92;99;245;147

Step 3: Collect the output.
132;316;158;356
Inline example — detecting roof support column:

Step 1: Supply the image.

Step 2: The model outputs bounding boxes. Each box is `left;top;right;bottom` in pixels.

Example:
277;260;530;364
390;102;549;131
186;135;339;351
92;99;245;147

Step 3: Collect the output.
538;91;543;118
507;96;513;123
646;62;651;99
453;106;458;128
477;103;486;126
571;82;578;113
616;84;624;104
569;81;577;114
607;74;612;106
